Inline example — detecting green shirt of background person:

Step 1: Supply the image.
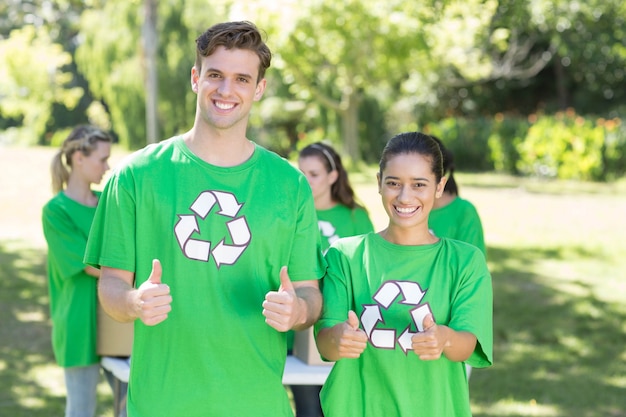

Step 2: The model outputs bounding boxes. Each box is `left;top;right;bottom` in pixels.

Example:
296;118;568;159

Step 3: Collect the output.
428;136;487;258
315;132;493;417
42;125;122;417
84;21;325;417
288;142;375;417
298;142;374;253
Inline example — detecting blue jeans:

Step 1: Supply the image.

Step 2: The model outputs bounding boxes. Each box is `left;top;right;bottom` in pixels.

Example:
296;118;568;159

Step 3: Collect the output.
64;364;100;417
64;364;128;417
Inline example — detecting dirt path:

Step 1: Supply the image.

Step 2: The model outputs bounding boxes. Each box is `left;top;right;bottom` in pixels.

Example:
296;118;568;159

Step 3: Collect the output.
0;146;129;248
0;147;57;248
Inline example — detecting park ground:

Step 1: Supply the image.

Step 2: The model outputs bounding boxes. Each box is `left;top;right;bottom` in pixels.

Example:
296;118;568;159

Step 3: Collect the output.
1;145;626;416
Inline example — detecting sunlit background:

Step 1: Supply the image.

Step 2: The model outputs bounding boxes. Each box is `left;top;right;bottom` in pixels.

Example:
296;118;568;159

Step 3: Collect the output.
1;1;625;416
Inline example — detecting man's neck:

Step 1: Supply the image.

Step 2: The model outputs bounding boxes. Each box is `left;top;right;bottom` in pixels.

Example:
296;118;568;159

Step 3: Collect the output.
183;127;254;167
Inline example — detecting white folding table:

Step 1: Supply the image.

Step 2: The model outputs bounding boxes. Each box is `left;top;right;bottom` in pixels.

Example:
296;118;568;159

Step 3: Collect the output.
101;354;333;412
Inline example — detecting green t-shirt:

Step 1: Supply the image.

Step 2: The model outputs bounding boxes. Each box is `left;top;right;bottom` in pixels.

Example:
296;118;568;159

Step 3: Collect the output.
42;192;100;367
316;205;374;253
85;137;326;417
429;196;487;257
316;234;492;417
287;204;374;350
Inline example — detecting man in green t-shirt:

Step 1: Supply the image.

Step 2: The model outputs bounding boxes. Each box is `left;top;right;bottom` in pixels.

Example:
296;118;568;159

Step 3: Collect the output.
85;21;325;417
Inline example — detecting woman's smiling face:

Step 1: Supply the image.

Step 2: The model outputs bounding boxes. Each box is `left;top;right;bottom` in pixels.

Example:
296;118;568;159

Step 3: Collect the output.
378;152;445;233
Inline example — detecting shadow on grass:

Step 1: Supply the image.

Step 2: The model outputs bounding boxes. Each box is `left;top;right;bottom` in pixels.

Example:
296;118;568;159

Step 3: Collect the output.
470;245;626;417
0;241;113;417
3;238;624;416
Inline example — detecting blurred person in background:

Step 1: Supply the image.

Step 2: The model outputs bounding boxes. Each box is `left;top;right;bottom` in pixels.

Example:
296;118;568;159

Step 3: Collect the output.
42;125;126;417
428;136;486;258
289;142;375;417
298;142;374;253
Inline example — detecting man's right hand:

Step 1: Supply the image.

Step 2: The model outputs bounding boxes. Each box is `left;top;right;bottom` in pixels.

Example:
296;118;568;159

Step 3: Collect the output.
135;259;172;326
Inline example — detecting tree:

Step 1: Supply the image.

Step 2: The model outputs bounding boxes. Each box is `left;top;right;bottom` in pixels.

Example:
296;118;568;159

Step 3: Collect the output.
0;25;82;144
266;0;430;163
76;0;230;149
75;2;146;149
240;0;506;163
425;0;626;119
143;0;158;144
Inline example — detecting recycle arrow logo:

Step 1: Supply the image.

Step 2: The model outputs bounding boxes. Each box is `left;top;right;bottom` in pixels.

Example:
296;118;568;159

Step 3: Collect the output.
174;190;251;268
318;220;339;252
360;280;433;354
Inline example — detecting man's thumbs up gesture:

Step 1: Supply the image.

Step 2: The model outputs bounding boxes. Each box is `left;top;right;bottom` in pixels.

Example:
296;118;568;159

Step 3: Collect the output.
136;259;172;326
263;266;305;332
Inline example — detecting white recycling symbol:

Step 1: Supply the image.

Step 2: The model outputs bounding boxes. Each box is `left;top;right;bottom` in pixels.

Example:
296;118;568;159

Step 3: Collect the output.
318;220;339;249
360;280;433;354
174;190;251;268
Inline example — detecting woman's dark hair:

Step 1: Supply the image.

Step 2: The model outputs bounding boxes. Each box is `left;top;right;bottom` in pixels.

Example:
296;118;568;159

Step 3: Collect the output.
195;21;272;82
429;135;459;196
299;142;360;209
378;132;444;182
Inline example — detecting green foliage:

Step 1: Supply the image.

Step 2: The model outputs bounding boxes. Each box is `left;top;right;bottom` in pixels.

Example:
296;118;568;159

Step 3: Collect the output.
2;0;626;168
488;114;529;174
423;117;493;171
75;3;144;148
537;0;626;114
0;25;82;145
358;95;388;164
598;117;626;179
419;113;625;181
251;0;437;161
517;110;607;180
49;127;73;147
75;0;229;149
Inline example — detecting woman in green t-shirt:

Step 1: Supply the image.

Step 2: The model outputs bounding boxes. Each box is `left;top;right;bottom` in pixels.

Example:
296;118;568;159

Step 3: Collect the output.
299;142;375;253
428;136;486;258
315;132;493;417
42;126;122;417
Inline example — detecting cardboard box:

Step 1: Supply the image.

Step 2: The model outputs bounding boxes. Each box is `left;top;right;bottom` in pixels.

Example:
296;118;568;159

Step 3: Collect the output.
293;327;333;366
97;303;134;357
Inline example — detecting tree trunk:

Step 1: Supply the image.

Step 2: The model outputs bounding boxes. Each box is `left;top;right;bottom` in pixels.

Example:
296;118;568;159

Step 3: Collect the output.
341;94;361;164
553;54;568;110
143;0;158;144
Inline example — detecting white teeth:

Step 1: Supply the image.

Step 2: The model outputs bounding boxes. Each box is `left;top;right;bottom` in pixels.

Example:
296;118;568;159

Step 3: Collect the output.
215;101;235;110
396;206;417;214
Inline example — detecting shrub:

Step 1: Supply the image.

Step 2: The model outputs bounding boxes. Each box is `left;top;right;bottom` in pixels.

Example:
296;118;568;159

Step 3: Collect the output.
488;114;529;174
423;117;493;171
517;109;616;181
600;118;626;180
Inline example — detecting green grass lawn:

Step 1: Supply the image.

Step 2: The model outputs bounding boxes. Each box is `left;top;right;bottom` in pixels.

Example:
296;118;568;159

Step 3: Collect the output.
1;146;625;416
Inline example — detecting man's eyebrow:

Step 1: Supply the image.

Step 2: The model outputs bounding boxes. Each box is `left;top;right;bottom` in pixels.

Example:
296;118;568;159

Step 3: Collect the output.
205;67;254;80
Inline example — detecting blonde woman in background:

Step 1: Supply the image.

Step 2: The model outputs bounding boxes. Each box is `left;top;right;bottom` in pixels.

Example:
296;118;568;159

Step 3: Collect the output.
42;125;124;417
